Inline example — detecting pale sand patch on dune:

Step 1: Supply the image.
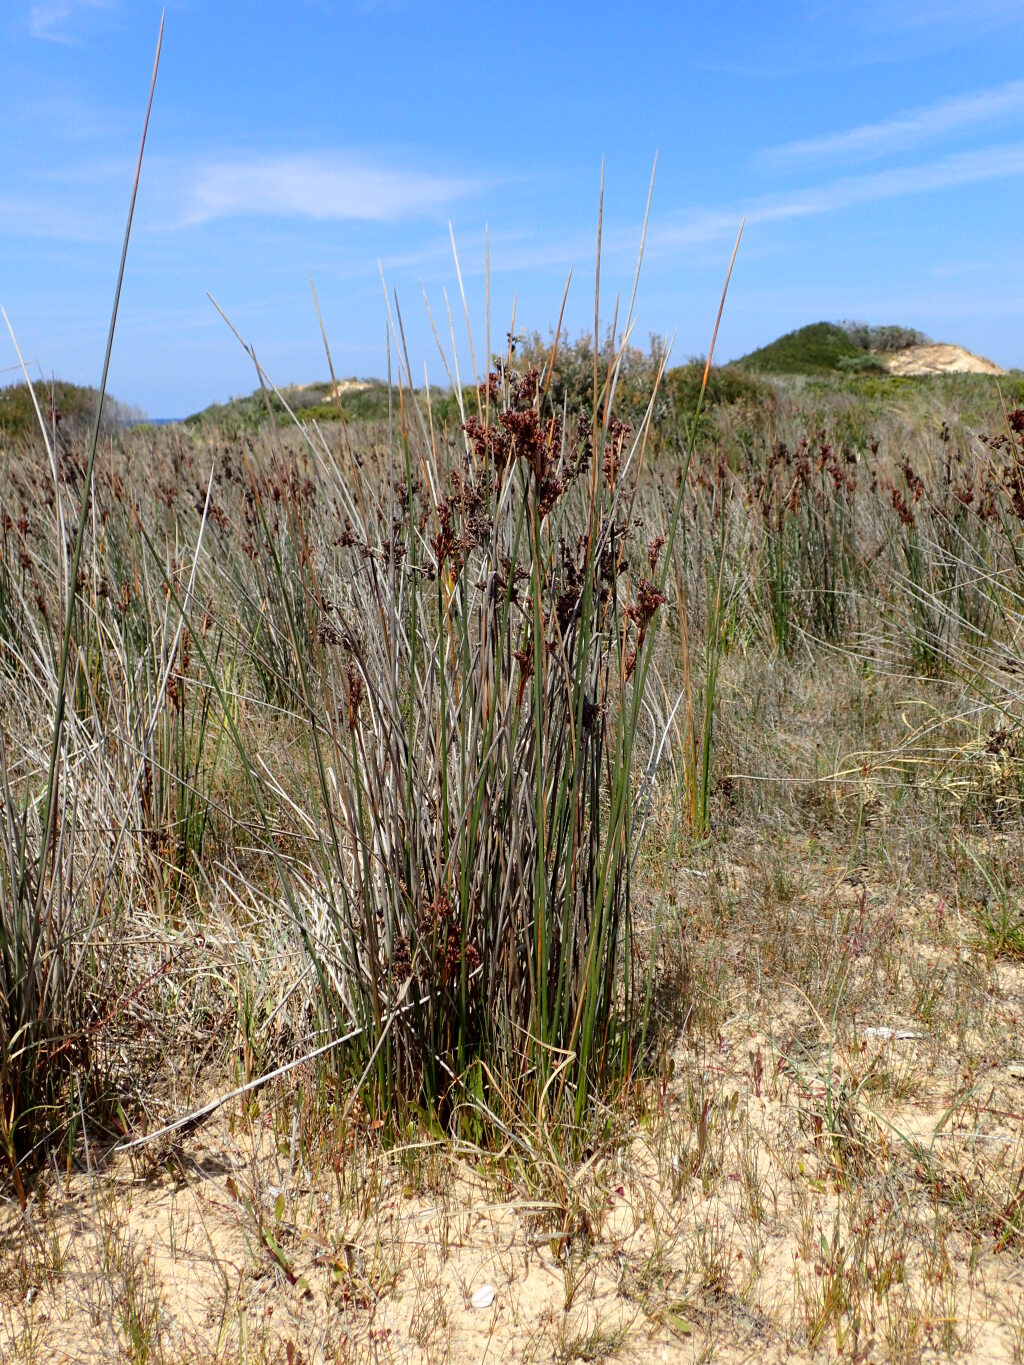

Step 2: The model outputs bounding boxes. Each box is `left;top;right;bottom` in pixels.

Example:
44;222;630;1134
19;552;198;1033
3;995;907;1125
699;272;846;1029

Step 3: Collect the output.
886;343;1004;376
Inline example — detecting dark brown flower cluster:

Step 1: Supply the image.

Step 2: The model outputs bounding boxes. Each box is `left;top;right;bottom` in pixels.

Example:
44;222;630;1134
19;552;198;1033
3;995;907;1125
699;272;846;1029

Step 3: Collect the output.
513;633;534;706
1002;452;1024;521
751;434;856;527
165;630;191;711
462;381;591;518
508;365;541;409
389;936;413;983
887;461;926;528
598;520;631;590
624;576;666;679
901;462;924;503
890;486;915;527
602;417;632;491
415;888;481;991
431;465;490;573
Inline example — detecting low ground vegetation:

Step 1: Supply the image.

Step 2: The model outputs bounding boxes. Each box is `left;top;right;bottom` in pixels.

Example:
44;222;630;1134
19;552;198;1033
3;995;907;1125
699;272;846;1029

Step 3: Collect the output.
1;331;1023;1362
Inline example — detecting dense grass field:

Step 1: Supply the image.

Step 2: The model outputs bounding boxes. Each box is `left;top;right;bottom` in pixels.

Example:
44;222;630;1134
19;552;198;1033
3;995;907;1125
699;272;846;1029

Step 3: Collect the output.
1;325;1023;1363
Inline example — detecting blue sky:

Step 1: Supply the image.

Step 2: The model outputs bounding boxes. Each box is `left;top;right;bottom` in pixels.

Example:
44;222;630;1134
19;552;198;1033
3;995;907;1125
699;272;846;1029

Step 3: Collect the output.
2;1;1024;417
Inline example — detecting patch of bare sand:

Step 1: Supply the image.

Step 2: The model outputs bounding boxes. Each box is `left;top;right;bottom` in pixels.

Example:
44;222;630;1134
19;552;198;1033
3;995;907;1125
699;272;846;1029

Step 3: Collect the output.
885;344;1004;377
3;1030;1022;1360
326;379;373;400
3;871;1023;1362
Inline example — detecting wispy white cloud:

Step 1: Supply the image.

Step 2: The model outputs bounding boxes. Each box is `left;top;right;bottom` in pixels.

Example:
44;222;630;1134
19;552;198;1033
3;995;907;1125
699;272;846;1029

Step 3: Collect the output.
698;2;1023;81
854;0;1022;33
18;91;123;141
762;80;1024;170
0;148;485;244
657;142;1024;251
180;153;482;226
29;0;118;43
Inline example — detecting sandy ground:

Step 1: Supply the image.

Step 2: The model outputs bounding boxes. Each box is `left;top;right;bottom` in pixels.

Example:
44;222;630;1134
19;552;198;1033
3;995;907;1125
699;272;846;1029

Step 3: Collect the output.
885;344;1004;377
2;854;1024;1363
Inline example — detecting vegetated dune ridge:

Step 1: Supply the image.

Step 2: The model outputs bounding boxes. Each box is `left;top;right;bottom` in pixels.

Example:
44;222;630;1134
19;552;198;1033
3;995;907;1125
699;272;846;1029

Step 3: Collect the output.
886;342;1004;376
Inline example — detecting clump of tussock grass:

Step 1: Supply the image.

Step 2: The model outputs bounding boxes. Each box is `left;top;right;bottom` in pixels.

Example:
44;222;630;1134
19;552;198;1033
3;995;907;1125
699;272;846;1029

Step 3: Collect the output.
159;204;749;1139
235;340;679;1132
